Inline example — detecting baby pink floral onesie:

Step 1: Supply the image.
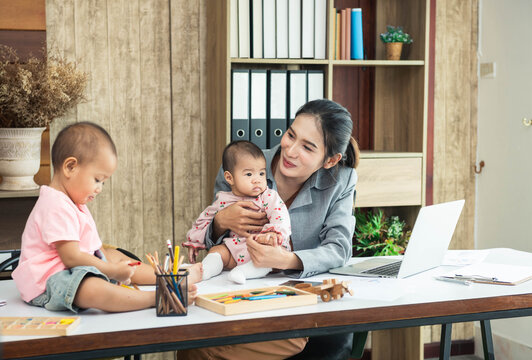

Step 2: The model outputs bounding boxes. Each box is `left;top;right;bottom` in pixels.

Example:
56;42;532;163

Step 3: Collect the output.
183;188;291;264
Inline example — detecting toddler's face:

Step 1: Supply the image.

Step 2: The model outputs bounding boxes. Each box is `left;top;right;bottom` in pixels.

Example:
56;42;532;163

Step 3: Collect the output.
230;154;267;198
67;146;117;205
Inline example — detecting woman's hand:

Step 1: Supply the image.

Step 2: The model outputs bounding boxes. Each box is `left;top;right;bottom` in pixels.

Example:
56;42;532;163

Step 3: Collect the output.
247;236;302;270
213;201;268;238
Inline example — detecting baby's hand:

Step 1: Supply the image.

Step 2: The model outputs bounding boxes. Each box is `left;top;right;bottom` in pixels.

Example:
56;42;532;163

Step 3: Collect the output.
254;232;281;247
187;247;199;264
112;260;135;284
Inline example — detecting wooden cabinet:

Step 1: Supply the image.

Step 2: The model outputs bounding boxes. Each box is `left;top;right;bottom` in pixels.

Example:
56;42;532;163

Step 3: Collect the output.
205;0;430;208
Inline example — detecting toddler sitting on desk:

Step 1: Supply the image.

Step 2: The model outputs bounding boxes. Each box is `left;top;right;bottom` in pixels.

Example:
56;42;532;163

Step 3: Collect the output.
184;140;291;284
12;122;200;313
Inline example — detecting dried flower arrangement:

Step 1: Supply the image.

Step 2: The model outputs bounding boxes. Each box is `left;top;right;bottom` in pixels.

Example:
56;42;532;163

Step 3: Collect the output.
0;45;88;128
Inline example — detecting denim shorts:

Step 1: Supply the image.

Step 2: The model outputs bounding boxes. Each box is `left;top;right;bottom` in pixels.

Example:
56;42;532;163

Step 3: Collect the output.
29;266;110;313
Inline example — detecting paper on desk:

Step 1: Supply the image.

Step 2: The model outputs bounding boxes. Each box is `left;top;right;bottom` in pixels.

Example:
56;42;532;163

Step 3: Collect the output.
482;248;532;267
444;262;532;285
442;249;489;266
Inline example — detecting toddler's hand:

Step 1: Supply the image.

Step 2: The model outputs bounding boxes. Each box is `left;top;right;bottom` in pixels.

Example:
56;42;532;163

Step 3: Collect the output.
112;260;136;284
254;232;281;247
187;247;199;264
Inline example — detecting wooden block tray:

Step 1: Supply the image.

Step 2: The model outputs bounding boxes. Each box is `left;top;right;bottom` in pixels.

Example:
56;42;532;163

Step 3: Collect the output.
195;285;317;316
0;316;80;336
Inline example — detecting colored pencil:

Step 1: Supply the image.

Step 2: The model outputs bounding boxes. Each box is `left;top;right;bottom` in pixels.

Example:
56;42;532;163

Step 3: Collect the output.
166;239;174;262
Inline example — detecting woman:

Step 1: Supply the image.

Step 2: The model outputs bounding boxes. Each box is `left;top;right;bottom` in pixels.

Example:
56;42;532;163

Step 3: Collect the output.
181;99;359;360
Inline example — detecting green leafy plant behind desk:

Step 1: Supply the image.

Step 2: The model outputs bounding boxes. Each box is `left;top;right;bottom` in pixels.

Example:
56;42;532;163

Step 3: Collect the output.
353;209;411;257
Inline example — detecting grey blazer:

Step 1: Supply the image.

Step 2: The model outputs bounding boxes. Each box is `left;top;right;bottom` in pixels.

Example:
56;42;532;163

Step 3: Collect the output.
204;145;357;278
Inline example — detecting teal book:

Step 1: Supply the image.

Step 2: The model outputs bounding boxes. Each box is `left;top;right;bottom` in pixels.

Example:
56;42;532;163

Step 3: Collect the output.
351;8;364;60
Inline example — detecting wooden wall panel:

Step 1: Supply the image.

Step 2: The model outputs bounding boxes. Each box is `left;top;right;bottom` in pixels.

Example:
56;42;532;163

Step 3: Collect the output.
73;0;113;245
139;0;174;259
430;0;478;343
46;0;77;179
170;0;205;246
106;0;144;257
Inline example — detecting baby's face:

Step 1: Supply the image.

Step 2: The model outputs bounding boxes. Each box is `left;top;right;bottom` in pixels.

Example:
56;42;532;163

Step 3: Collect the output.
66;146;117;205
230;154;267;198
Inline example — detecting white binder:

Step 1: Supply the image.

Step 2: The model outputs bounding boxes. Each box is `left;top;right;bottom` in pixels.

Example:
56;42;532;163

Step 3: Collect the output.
263;0;276;58
288;0;301;58
252;0;263;58
231;69;250;141
250;70;268;149
307;70;324;101
230;0;238;58
288;70;307;124
238;0;250;58
276;0;289;58
268;70;288;148
301;0;314;58
314;0;326;59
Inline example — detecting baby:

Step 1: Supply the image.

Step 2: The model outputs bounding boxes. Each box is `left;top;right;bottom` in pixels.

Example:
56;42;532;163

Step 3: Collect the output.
183;140;291;284
12;122;199;313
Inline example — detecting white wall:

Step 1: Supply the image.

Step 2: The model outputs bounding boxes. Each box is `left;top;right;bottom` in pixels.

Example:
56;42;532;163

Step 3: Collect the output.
476;0;532;356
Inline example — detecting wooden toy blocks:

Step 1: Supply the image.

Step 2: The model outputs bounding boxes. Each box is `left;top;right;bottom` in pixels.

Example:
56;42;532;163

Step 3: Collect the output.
294;278;354;302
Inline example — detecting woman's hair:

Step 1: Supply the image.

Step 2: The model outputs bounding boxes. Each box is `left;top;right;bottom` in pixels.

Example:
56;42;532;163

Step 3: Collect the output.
295;99;360;168
222;140;266;173
52;121;117;171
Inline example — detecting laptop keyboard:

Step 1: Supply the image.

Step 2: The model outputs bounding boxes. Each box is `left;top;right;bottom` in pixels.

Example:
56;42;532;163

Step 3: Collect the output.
361;260;402;277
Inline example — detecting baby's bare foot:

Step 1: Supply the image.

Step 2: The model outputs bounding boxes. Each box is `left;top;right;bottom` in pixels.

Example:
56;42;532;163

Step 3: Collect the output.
187;262;203;284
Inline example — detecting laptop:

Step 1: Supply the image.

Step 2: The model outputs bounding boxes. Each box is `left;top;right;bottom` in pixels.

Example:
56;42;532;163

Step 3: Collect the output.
329;199;465;279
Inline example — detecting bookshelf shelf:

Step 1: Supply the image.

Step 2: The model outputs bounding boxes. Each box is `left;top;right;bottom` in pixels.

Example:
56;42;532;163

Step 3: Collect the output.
205;0;430;209
230;59;424;66
0;189;40;199
360;151;423;159
231;58;329;65
332;60;424;66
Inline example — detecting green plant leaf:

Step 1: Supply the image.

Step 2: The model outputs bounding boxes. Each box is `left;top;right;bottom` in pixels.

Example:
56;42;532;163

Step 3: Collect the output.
353;208;411;257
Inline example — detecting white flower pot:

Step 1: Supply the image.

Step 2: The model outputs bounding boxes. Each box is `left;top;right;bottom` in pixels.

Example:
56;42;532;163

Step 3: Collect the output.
0;127;46;191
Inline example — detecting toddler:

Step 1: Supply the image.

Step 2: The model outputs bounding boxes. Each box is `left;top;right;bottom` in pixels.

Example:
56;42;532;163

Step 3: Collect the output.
12;122;199;313
184;140;291;284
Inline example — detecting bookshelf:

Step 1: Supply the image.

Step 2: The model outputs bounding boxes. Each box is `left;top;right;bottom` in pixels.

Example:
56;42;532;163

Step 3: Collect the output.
205;0;430;210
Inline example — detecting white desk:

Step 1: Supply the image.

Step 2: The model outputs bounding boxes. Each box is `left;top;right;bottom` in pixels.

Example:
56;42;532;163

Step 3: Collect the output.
2;249;532;360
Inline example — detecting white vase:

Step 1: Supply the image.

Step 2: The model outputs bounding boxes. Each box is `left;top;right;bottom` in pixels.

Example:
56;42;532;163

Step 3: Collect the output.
0;127;46;191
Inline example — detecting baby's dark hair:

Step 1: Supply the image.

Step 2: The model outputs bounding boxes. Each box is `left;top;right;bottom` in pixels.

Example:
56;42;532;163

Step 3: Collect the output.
222;140;265;173
51;121;117;171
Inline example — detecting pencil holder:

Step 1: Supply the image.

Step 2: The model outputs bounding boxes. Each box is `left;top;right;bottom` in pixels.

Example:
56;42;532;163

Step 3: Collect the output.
155;269;188;316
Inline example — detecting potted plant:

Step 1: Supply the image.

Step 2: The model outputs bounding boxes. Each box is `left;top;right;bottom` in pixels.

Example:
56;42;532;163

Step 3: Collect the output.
353;208;411;257
0;45;88;190
380;25;413;60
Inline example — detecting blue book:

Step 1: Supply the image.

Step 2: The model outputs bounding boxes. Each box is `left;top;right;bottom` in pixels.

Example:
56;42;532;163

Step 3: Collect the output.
351;8;363;60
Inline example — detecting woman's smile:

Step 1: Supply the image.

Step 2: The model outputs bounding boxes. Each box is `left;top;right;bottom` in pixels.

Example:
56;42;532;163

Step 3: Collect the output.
282;156;296;168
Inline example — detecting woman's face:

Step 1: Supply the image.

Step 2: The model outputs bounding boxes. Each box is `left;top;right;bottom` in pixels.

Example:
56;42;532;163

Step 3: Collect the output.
279;113;328;181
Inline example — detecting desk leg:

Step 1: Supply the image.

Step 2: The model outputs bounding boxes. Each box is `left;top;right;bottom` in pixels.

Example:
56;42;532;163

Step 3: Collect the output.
481;320;495;360
439;323;452;360
123;355;141;360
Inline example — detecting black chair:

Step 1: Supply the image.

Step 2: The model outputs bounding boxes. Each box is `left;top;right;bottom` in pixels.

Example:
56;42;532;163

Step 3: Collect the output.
0;250;20;276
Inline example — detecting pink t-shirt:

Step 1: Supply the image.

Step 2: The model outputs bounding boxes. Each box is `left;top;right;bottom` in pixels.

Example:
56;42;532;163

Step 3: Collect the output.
12;185;103;302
